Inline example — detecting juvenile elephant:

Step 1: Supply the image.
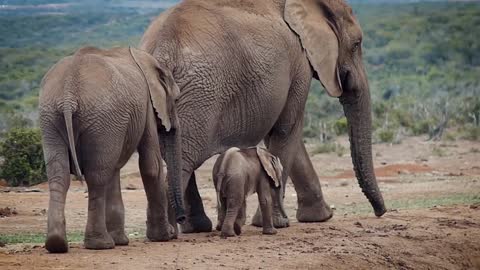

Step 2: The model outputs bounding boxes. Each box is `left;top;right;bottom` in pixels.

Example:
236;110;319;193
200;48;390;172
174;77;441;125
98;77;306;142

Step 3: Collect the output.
141;0;387;233
213;147;287;238
39;46;185;252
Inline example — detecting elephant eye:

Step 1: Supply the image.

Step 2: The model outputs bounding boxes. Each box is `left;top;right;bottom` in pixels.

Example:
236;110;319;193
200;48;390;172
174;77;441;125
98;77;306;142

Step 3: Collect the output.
352;41;361;52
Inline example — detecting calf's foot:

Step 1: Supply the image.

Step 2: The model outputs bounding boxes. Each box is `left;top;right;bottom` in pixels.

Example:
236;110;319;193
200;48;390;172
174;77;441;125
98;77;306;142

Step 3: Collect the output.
262;227;277;235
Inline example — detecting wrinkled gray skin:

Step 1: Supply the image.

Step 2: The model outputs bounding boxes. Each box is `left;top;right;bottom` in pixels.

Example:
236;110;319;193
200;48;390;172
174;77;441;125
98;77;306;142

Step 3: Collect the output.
213;147;288;238
140;0;387;233
39;46;184;253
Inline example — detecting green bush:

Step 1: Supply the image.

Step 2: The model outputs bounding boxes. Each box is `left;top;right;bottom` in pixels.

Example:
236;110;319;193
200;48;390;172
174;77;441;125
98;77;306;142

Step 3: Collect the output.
311;143;337;155
0;128;46;187
460;125;480;141
377;129;395;143
333;117;348;136
412;119;433;135
303;126;319;139
311;142;346;157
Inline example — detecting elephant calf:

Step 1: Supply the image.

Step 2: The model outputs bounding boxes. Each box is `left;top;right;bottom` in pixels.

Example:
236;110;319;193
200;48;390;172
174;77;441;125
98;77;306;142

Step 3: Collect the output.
39;46;184;252
213;147;288;238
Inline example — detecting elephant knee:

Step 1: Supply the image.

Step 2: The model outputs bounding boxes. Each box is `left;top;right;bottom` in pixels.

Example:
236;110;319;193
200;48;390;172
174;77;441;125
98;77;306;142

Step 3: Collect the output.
140;165;161;180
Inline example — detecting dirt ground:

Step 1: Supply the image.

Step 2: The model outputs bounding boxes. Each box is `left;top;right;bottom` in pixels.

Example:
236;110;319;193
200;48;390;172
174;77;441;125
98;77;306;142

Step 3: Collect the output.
0;136;479;269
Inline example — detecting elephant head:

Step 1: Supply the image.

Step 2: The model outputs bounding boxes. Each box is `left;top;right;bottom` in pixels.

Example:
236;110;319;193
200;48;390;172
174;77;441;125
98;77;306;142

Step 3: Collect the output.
285;0;386;216
256;148;288;219
128;47;185;222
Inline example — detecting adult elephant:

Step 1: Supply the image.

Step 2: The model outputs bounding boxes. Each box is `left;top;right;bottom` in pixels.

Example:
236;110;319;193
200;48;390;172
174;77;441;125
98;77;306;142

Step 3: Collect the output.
141;0;386;233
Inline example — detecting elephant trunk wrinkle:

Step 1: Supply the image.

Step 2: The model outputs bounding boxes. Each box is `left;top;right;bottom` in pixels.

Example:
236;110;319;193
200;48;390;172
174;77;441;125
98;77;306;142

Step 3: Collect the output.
342;90;386;217
164;127;186;224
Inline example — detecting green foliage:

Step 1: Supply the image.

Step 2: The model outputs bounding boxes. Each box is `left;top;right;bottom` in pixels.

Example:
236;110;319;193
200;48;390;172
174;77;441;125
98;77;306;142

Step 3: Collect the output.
304;2;480;142
311;143;336;155
0;109;33;134
1;1;479;143
0;128;46;186
459;125;480;141
0;231;83;245
333;117;348;136
377;129;395;143
311;142;346;157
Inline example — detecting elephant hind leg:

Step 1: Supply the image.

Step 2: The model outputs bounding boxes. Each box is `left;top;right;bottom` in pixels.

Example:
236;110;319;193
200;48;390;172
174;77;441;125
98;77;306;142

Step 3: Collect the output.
216;196;227;232
43;134;70;253
84;170;115;250
234;203;246;235
105;170;129;246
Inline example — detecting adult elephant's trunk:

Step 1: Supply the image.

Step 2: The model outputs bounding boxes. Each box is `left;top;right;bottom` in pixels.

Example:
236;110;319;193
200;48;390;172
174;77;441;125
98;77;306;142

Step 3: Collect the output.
164;127;186;223
340;79;387;217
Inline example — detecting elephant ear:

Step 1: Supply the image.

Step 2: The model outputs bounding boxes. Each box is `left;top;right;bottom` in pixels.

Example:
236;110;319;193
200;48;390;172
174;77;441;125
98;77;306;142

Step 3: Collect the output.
129;47;180;131
256;147;283;188
284;0;343;97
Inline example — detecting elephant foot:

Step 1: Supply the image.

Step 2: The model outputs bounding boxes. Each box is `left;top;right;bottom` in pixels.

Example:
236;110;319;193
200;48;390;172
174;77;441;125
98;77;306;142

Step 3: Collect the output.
84;232;115;250
262;227;277;235
108;230;129;246
220;228;235;239
296;198;333;222
180;214;212;233
146;221;174;242
45;233;68;253
251;208;289;228
234;223;242;235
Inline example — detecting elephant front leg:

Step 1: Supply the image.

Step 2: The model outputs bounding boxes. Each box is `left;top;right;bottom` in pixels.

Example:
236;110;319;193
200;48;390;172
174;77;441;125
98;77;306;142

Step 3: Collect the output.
105;170;129;246
180;173;213;233
84;173;115;250
138;134;173;242
290;143;333;222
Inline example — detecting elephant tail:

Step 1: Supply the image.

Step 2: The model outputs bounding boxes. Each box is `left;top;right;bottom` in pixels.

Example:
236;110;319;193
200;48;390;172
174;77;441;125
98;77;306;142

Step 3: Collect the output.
62;64;84;182
215;174;224;210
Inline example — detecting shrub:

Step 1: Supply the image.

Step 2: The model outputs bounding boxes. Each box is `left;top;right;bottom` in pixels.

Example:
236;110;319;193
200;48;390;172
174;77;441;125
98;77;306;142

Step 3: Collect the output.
311;143;336;155
377;129;395;143
333;117;348;136
303;126;319;139
412;119;433;135
311;142;346;157
0;128;46;186
460;125;480;141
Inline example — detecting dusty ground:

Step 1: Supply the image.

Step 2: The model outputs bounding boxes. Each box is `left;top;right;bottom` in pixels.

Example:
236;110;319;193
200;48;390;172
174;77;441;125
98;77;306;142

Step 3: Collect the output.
0;136;479;269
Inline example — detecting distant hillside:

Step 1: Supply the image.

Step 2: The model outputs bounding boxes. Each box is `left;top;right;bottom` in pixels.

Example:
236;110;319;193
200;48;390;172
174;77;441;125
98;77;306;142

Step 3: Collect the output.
0;1;177;17
0;1;479;141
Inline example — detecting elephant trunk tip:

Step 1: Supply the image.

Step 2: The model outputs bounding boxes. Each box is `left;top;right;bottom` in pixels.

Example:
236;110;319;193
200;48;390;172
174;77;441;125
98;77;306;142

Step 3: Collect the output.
175;209;187;225
374;206;387;217
369;197;387;217
176;216;186;224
